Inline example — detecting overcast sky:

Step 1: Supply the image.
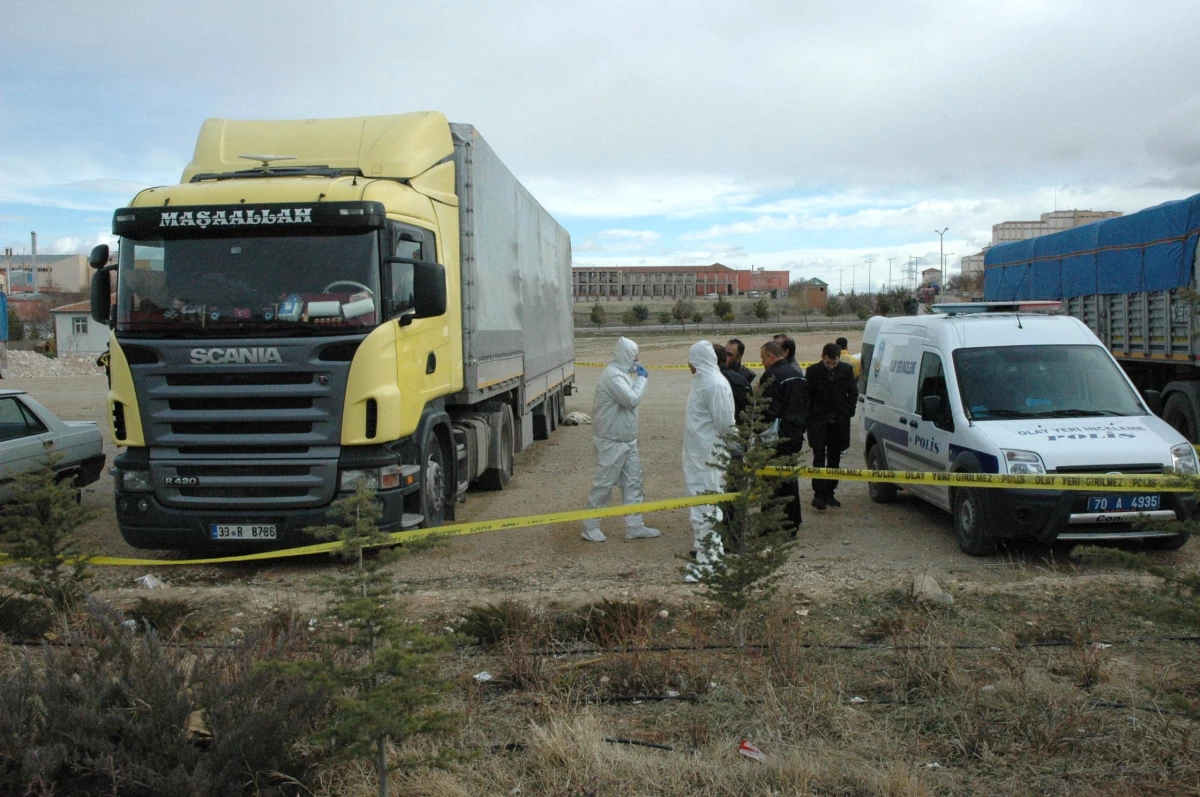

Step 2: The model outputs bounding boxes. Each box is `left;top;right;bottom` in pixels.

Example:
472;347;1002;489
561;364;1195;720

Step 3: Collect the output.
3;0;1199;292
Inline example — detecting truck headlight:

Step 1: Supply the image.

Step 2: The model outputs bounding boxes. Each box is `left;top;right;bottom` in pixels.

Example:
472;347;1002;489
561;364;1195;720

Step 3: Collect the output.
1170;442;1198;475
339;464;405;492
118;470;153;492
1002;449;1047;475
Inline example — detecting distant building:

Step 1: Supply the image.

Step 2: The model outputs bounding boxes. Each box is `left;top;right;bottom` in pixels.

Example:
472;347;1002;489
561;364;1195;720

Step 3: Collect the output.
571;263;789;301
922;267;942;286
51;300;109;355
794;277;828;312
960;252;986;278
1;254;94;294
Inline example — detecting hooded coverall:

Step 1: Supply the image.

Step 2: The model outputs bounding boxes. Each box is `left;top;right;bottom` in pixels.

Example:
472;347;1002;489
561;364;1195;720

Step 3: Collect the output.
581;337;658;541
683;341;736;567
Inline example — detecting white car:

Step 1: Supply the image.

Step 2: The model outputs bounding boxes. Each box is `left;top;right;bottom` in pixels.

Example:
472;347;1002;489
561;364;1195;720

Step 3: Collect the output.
0;389;105;502
859;302;1195;554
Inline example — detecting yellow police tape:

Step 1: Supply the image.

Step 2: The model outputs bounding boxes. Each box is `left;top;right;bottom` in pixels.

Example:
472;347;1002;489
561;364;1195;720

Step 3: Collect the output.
762;467;1197;493
10;492;740;568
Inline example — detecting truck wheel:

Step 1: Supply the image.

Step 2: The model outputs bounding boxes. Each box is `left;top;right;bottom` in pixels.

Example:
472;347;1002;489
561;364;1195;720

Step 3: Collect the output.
1163;394;1197;443
421;437;446;528
478;405;514;490
953;488;998;556
866;445;897;504
1145;530;1190;551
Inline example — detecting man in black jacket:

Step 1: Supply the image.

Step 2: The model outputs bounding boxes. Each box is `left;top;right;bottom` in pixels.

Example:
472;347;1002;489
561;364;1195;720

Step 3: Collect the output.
805;342;858;509
759;340;807;530
715;343;752;423
725;338;757;384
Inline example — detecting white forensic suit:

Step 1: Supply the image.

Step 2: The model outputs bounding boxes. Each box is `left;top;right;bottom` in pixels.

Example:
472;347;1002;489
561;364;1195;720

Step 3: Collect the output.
581;337;661;542
683;341;736;578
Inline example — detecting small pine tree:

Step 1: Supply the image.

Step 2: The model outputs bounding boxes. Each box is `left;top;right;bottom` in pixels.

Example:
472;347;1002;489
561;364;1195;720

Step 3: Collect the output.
303;485;457;797
825;295;844;317
722;311;736;324
7;309;24;341
657;311;672;325
691;311;705;324
671;298;696;330
713;297;733;319
620;308;639;326
632;303;650;322
693;388;802;645
589;303;607;328
0;456;95;613
753;299;771;322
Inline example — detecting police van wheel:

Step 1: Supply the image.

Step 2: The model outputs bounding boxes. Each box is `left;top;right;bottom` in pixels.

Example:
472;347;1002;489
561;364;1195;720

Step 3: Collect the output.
866;445;897;504
954;488;998;556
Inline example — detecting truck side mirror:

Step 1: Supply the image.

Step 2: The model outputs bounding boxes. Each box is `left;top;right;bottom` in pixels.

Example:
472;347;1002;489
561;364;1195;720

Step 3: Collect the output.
91;266;115;324
413;261;446;319
921;394;942;422
88;244;110;270
1143;389;1163;417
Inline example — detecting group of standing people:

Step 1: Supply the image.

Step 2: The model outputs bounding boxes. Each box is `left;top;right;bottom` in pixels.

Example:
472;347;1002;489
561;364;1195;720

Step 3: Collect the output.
579;333;858;581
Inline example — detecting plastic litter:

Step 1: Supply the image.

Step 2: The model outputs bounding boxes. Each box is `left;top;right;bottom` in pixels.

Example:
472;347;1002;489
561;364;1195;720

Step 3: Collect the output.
473;671;494;682
1091;642;1113;649
665;690;680;698
922;762;944;770
738;740;767;762
135;574;168;589
849;696;867;704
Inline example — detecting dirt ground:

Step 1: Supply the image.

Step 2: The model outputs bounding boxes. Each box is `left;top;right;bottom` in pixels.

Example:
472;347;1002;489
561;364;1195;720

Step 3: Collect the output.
5;327;1197;620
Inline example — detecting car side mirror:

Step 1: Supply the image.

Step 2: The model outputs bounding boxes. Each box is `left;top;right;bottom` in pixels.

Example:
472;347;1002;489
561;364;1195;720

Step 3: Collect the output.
921;394;942;422
1143;389;1163;417
88;244;110;270
90;265;115;324
412;261;446;319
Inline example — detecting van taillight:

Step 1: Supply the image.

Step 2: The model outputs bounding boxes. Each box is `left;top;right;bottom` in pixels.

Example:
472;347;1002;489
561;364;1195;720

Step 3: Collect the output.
365;399;378;439
112;402;127;441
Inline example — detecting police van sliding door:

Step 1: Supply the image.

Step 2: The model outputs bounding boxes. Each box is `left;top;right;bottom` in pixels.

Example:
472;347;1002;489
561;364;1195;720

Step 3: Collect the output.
903;350;955;509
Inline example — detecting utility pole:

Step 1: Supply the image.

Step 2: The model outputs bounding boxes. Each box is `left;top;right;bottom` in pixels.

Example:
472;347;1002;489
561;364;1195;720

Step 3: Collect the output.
887;257;896;292
837;269;844;295
865;259;874;295
850;264;857;294
934;228;948;289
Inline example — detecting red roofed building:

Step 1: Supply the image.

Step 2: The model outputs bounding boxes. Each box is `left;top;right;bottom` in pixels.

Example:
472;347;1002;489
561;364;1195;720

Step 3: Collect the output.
572;263;789;301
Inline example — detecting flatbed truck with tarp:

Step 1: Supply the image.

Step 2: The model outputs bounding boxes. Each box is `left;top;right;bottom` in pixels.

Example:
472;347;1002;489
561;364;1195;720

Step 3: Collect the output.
91;112;574;550
984;193;1200;441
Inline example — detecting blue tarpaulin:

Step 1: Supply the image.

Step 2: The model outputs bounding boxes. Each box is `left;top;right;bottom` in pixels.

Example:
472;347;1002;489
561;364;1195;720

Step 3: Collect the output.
0;293;7;342
984;193;1200;301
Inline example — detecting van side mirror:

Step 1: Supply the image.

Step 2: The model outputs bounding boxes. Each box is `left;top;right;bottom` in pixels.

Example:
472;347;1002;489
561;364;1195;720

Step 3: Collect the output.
1143;389;1163;417
921;394;942;422
412;261;446;319
90;266;115;324
88;244;110;270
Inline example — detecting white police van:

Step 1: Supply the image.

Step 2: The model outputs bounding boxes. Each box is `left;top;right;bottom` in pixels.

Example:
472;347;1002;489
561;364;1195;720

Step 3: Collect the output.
858;302;1196;555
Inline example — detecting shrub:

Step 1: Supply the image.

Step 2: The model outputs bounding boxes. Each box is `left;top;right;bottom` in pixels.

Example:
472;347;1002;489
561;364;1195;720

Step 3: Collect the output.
589;304;606;327
631;303;650;322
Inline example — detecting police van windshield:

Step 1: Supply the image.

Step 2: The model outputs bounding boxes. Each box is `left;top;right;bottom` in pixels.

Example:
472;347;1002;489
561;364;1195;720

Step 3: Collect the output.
115;232;380;337
954;345;1146;420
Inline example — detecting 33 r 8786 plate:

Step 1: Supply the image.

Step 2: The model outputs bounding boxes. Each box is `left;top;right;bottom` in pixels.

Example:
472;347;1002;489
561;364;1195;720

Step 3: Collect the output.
210;524;277;540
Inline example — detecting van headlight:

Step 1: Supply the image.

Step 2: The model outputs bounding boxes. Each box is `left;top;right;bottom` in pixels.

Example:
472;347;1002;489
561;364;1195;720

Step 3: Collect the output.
1170;442;1198;475
1002;449;1047;475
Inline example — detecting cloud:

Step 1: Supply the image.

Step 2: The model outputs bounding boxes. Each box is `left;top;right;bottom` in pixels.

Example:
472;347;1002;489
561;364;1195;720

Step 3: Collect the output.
44;232;117;255
526;174;783;220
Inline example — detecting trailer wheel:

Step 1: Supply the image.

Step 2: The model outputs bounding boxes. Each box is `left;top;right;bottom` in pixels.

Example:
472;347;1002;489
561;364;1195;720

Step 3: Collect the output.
866;445;897;504
1163;393;1198;443
953;488;998;556
478;405;514;491
420;436;447;528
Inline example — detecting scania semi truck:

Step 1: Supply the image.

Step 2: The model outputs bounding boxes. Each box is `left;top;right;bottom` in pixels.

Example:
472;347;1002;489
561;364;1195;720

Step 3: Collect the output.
90;113;575;550
985;193;1200;441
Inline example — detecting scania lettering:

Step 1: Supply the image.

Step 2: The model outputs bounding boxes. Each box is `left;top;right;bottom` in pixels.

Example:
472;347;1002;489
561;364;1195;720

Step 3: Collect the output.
92;113;575;550
858;303;1196;555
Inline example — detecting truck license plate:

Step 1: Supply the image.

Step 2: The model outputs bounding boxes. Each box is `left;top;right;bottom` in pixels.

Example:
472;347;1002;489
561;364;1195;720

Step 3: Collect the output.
210;524;277;540
1086;495;1160;513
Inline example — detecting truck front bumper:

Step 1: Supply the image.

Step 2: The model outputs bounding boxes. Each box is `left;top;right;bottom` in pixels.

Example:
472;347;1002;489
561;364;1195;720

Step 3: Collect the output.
114;487;417;551
977;488;1197;543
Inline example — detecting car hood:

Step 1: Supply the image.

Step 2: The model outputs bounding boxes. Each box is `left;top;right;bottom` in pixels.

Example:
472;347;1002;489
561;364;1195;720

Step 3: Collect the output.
973;415;1183;471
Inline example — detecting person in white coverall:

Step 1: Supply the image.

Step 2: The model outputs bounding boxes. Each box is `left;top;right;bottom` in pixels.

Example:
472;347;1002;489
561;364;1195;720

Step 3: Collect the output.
581;337;661;542
683;341;737;581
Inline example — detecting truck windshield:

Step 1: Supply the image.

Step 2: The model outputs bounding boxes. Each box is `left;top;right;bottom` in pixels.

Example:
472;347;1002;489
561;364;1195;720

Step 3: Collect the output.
954;345;1146;420
115;232;380;336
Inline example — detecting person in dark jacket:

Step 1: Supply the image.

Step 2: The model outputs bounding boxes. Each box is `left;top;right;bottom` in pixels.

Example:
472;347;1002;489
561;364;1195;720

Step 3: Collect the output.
714;343;752;423
759;340;807;530
773;334;797;365
805;342;858;509
725;338;757;384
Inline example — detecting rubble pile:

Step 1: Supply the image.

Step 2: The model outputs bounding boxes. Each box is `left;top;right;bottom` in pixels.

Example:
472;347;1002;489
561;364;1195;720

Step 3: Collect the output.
6;350;106;377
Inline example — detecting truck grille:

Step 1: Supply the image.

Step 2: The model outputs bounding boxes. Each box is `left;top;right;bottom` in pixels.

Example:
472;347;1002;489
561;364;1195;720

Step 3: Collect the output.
122;337;359;510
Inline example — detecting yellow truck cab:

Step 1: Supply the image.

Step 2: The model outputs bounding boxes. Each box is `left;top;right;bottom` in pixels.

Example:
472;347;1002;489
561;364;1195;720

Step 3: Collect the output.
91;113;574;550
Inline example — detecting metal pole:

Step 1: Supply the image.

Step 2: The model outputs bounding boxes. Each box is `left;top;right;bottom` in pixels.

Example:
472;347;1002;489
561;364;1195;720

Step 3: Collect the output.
837;269;844;294
851;264;857;293
934;228;948;286
866;260;873;295
887;257;896;292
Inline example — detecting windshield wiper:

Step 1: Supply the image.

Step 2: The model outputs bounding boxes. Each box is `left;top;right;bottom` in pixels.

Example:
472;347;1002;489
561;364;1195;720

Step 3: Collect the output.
1039;409;1127;418
973;408;1039;419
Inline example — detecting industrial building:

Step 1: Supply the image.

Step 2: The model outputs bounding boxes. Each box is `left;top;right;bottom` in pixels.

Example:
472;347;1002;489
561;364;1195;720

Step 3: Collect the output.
572;263;789;301
2;254;94;294
961;209;1123;277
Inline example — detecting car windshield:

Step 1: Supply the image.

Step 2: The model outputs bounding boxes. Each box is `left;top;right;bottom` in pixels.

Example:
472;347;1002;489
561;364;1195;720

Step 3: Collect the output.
116;232;380;337
954;345;1146;420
